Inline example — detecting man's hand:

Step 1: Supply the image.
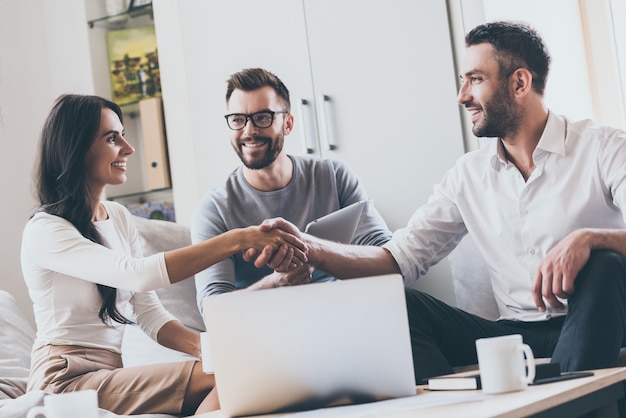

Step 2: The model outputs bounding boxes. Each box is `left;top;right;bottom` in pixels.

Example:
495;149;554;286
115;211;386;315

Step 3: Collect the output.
246;264;314;291
532;229;591;312
245;218;307;269
273;264;314;287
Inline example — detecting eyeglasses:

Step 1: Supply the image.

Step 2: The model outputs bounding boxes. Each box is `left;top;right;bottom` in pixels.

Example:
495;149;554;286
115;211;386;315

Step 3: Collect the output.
224;110;288;130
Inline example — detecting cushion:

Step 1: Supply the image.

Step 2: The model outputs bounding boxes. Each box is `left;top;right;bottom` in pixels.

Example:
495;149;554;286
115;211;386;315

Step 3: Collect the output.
0;290;36;399
131;216;205;331
121;324;197;368
447;234;500;321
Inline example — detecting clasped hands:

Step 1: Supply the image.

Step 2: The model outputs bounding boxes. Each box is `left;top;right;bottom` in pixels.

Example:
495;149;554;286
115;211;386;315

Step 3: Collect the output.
245;217;312;274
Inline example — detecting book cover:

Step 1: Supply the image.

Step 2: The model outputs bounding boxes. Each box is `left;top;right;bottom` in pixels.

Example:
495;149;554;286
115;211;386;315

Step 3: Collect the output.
106;25;161;106
428;373;481;390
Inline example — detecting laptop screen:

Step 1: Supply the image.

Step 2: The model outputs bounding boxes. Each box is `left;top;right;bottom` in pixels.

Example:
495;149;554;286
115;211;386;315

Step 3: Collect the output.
202;274;415;417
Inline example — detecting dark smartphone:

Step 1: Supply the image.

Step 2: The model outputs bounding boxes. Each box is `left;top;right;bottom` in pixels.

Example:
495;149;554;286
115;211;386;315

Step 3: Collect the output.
530;371;594;385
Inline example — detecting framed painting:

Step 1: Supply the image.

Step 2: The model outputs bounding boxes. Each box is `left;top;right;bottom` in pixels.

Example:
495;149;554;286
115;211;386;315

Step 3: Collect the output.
106;25;161;106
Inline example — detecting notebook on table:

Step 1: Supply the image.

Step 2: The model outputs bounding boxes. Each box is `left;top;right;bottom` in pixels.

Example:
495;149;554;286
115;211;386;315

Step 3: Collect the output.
202;274;415;417
304;200;366;243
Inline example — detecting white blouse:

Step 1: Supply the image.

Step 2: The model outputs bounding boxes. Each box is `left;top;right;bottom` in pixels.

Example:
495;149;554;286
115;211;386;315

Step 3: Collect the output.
21;200;175;353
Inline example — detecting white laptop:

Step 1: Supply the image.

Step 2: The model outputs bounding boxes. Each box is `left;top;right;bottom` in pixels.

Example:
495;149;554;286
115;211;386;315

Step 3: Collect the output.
202;274;415;417
303;200;366;243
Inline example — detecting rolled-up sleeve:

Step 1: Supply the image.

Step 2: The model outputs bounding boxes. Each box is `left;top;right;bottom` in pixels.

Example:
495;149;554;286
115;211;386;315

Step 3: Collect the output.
383;175;467;286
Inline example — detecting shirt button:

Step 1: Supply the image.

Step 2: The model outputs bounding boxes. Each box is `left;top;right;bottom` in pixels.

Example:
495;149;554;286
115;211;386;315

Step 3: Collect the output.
529;248;536;255
522;209;529;215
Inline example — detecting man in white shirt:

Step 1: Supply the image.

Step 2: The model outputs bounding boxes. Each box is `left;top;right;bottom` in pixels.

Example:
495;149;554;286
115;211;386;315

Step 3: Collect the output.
253;21;626;383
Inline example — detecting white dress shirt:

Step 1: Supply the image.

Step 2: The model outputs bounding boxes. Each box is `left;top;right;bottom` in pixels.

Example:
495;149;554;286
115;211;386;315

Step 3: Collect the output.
384;111;626;321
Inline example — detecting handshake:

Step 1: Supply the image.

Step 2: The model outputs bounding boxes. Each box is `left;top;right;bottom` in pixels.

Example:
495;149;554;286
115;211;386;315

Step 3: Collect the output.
239;217;340;290
235;201;379;290
244;218;311;272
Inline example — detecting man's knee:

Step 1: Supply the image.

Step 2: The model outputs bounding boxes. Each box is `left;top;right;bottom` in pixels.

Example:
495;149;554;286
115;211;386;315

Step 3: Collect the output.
404;287;446;316
586;249;626;270
577;250;626;293
568;250;626;319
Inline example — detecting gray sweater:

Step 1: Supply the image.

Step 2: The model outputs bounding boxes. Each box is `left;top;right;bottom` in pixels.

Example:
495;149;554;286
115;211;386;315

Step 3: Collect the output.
192;156;391;310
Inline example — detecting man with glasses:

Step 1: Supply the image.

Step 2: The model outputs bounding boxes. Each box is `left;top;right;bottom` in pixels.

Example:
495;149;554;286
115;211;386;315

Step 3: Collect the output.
192;67;391;311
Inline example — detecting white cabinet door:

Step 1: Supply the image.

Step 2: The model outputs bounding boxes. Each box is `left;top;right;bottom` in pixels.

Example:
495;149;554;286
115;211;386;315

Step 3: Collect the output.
303;0;465;230
169;0;464;230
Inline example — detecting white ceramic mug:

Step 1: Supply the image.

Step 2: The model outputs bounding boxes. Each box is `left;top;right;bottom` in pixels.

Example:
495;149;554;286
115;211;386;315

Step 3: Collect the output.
475;334;536;394
27;389;98;418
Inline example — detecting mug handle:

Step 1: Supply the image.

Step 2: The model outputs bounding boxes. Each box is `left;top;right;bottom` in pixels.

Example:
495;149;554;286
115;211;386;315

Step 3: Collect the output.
27;405;47;418
520;343;536;384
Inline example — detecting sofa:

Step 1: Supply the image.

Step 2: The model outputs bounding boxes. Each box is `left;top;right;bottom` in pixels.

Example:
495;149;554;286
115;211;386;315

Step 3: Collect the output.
0;216;204;418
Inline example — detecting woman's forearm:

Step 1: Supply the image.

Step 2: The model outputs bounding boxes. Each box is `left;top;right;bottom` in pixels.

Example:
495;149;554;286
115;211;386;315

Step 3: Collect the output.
156;319;201;357
164;227;306;284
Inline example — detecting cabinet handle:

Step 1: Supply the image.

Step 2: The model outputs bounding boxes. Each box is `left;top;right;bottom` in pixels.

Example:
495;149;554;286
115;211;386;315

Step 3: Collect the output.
319;95;338;151
297;99;316;154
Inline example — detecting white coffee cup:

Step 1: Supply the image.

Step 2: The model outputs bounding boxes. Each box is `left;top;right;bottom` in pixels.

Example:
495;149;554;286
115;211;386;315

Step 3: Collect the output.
475;334;536;394
27;389;98;418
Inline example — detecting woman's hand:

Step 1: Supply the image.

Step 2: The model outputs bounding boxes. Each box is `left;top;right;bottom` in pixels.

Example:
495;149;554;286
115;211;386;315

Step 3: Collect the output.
242;220;307;269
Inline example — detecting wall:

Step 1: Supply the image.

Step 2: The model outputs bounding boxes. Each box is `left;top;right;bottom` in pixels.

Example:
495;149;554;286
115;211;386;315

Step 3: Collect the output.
0;0;94;324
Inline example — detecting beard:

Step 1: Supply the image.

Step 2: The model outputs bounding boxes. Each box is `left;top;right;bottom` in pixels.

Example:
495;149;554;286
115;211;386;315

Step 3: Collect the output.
470;83;521;138
233;133;284;170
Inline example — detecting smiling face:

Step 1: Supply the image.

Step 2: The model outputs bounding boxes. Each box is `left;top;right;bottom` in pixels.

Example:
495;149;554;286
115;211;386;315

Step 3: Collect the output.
85;108;134;194
457;43;521;138
227;86;293;170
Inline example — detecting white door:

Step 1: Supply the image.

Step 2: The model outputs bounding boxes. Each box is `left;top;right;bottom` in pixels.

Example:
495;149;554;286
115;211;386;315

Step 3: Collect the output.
303;0;465;229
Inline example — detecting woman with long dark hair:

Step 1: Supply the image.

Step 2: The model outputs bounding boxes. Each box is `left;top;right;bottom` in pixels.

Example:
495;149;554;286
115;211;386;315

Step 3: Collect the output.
21;94;305;415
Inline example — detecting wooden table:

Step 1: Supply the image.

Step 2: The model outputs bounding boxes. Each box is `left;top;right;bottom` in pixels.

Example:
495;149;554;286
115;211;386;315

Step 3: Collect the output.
197;367;626;418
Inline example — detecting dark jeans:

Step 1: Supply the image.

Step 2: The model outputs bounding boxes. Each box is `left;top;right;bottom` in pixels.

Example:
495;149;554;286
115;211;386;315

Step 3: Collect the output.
405;250;626;382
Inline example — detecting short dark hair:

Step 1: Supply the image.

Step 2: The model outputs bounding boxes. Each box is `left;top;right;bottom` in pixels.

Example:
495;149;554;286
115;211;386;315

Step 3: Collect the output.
225;68;291;111
465;21;551;94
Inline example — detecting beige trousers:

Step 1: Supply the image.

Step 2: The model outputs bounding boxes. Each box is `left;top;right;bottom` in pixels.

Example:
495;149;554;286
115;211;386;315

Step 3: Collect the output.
28;344;195;415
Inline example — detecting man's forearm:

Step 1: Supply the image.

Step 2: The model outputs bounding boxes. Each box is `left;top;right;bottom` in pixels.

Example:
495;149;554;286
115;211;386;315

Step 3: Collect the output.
586;228;626;256
306;235;401;279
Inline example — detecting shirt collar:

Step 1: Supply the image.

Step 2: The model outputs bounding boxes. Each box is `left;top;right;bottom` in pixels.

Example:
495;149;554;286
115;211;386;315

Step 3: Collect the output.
536;110;566;156
489;110;566;170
